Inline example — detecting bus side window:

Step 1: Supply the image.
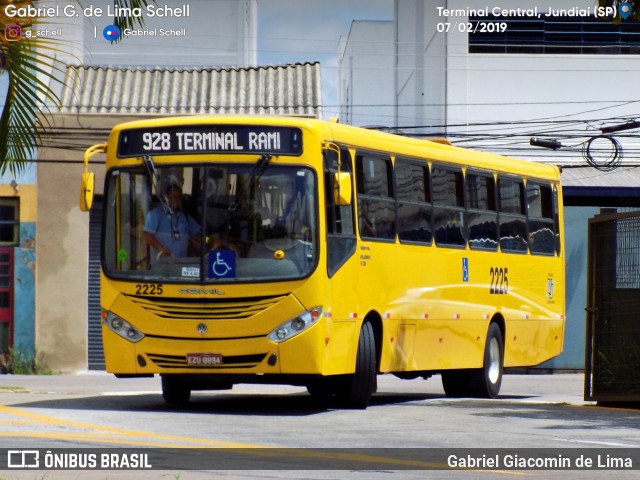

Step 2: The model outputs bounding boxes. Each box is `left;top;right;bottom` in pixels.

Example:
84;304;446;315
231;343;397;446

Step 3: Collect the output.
396;158;432;244
466;172;498;251
432;165;466;247
527;182;555;256
553;185;561;255
356;153;396;241
498;177;528;253
324;148;356;276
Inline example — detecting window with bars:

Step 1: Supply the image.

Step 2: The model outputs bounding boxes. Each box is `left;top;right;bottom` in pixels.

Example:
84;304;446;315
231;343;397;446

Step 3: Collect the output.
0;198;19;247
469;15;640;54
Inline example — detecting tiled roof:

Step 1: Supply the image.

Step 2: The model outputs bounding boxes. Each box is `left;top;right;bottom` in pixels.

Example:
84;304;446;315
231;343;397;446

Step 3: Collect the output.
58;63;322;117
561;166;640;188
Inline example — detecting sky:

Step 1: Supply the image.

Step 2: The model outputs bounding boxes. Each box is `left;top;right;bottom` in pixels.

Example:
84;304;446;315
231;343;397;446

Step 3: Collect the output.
257;0;393;117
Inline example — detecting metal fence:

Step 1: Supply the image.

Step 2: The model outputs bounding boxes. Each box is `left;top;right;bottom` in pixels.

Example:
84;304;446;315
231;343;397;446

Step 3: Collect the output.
585;211;640;402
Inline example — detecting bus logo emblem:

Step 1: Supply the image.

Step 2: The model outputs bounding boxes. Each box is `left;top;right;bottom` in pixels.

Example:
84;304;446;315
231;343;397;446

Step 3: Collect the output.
196;323;208;335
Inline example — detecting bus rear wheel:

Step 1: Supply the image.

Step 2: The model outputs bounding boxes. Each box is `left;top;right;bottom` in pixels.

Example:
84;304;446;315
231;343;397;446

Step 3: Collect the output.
336;321;376;409
441;322;504;399
479;322;504;398
161;375;191;406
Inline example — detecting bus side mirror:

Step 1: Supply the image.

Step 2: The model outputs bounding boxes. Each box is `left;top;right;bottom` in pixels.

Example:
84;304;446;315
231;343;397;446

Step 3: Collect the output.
80;143;106;212
334;172;352;206
80;172;95;211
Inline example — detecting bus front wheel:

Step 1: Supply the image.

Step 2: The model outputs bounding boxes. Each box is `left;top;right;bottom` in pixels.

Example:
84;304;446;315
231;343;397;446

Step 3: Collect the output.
336;321;376;409
441;322;504;399
161;375;191;406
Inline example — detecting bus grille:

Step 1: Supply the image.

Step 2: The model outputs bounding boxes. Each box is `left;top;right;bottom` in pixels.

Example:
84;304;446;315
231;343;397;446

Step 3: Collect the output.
146;353;267;368
123;294;286;320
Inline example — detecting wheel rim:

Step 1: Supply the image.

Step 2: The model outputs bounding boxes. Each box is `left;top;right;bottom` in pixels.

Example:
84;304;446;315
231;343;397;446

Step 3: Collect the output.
487;337;501;384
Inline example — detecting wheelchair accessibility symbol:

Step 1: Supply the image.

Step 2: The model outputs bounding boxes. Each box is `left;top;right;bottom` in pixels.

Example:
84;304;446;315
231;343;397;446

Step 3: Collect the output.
208;250;236;279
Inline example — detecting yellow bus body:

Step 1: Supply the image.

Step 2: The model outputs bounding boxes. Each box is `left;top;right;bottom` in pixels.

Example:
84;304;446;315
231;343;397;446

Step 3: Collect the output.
92;116;565;406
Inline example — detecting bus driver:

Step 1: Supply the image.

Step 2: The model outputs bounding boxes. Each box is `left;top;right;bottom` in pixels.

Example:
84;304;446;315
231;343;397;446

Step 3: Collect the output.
143;181;201;263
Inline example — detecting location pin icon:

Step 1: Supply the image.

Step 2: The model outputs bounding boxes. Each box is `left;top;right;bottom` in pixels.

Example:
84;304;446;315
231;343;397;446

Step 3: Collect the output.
620;1;632;20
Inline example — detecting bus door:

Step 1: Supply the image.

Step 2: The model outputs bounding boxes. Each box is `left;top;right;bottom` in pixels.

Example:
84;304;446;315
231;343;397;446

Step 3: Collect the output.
0;248;13;358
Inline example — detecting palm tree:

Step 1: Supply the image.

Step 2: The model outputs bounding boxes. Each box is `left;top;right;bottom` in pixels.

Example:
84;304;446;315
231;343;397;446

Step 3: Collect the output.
0;0;153;175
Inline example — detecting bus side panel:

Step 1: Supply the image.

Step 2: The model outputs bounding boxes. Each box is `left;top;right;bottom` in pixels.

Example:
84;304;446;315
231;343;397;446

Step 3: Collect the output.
324;320;358;375
503;253;565;367
504;319;564;367
323;244;362;376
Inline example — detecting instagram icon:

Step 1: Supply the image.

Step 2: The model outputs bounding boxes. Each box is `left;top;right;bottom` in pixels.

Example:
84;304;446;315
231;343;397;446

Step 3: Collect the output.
4;24;23;42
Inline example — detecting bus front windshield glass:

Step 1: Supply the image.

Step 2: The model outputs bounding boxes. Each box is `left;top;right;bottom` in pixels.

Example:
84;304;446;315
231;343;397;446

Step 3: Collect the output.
104;163;318;283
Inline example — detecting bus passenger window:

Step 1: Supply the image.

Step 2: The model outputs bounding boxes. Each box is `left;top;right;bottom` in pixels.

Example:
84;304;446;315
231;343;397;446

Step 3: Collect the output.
498;178;528;253
396;159;432;244
527;182;555;255
466;173;498;251
432;166;466;247
356;154;396;240
553;185;561;255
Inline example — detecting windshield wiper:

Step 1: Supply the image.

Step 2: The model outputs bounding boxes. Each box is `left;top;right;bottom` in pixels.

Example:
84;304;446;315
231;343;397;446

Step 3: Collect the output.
229;154;273;211
143;155;171;214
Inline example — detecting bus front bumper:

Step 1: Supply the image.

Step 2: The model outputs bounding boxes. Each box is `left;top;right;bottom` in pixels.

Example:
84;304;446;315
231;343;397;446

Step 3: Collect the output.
101;319;337;377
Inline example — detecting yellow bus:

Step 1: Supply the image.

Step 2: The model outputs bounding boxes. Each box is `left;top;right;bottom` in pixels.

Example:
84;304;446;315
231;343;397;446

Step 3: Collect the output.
81;116;565;409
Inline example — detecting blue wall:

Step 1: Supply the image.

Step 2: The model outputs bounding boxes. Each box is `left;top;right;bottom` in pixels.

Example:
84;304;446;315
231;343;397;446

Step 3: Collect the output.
543;206;600;369
1;165;36;362
13;223;35;359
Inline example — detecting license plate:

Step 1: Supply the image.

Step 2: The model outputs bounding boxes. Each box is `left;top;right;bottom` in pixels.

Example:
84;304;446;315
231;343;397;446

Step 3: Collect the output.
186;353;223;365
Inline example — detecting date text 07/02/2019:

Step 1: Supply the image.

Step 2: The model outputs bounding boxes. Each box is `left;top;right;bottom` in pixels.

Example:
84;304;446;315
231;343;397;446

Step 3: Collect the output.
436;21;506;34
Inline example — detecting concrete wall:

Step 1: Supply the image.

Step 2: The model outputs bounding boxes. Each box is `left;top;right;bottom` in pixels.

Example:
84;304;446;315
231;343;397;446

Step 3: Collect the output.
442;0;640;159
338;21;394;126
396;0;446;132
36;114;152;372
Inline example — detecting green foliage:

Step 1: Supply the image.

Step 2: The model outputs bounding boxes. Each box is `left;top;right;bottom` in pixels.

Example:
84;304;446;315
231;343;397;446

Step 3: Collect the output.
0;0;153;174
0;35;65;176
596;342;640;394
0;348;53;374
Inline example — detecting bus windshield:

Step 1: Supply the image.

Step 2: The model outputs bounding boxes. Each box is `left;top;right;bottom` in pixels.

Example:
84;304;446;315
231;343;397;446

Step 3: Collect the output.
104;162;318;283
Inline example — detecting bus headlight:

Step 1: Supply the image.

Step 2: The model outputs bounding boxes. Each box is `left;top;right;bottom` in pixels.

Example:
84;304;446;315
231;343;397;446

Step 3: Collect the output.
268;307;322;343
102;310;145;343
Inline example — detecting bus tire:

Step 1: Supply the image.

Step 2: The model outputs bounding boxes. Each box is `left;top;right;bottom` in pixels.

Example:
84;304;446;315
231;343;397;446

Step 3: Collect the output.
441;322;504;398
475;322;504;398
161;375;191;406
336;321;376;409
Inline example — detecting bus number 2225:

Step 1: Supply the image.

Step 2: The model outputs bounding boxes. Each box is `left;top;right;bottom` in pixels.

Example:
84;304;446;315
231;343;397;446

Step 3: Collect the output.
489;267;508;295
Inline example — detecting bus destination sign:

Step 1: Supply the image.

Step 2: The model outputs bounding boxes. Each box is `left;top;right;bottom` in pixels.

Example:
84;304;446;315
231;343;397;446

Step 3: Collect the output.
117;125;303;157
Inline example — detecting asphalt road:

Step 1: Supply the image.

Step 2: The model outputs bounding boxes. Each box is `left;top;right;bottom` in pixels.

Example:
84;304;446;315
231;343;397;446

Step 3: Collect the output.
0;372;639;479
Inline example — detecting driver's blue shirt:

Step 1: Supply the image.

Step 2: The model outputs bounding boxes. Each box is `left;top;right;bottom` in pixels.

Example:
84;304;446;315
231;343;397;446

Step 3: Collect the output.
143;207;200;262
